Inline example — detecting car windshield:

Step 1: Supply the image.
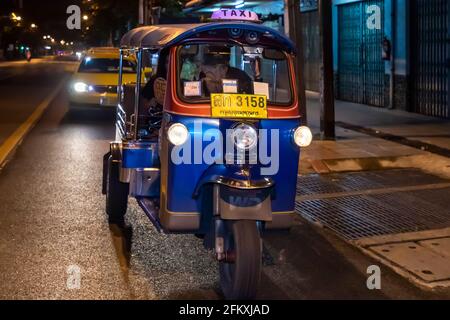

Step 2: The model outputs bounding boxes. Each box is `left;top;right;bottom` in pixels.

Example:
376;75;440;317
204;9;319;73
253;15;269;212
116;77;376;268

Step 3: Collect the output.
178;44;292;105
78;58;136;74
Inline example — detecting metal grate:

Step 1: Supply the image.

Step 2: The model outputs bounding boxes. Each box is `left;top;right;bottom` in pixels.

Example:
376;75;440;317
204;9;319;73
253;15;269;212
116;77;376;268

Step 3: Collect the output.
297;174;347;196
296;169;450;240
337;0;385;107
301;9;321;92
297;168;448;195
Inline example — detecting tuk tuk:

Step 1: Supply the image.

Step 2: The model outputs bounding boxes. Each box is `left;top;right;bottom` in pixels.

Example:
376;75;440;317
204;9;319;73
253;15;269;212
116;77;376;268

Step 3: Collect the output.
103;9;313;300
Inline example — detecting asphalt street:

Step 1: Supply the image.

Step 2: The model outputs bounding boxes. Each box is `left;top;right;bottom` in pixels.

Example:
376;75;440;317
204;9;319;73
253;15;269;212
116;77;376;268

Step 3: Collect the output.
0;59;448;300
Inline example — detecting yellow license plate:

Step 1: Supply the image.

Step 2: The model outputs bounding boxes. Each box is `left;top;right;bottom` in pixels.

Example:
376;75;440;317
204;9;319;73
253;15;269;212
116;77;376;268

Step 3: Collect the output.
211;94;268;119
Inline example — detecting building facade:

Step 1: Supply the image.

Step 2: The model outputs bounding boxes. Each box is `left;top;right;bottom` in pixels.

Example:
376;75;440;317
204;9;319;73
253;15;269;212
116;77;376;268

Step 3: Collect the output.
184;0;449;118
301;0;449;118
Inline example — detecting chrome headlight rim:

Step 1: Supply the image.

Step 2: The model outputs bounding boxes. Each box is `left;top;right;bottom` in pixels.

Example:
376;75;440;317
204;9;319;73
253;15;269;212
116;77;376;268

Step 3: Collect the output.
231;123;258;151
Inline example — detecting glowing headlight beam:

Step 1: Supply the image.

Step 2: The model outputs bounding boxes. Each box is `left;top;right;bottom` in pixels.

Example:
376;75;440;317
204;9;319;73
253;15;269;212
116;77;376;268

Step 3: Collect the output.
167;123;189;146
294;126;313;148
73;82;88;93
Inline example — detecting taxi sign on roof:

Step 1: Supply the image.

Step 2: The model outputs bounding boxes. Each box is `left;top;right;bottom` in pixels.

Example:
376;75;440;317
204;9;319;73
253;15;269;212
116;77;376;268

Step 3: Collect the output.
211;9;260;23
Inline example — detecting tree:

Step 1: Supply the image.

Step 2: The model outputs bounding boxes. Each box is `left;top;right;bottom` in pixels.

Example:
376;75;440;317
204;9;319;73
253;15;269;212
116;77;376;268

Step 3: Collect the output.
82;0;139;46
82;0;191;45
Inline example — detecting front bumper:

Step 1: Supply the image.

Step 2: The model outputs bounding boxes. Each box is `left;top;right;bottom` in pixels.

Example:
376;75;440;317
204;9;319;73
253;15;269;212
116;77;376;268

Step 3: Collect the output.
69;92;117;107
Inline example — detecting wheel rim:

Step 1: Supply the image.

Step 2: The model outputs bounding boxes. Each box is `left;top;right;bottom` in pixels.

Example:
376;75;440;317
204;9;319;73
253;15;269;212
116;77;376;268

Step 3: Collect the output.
220;225;236;291
219;220;261;300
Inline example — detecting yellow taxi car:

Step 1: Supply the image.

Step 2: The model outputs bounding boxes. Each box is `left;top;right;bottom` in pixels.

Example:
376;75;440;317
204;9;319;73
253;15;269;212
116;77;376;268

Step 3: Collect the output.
69;47;138;107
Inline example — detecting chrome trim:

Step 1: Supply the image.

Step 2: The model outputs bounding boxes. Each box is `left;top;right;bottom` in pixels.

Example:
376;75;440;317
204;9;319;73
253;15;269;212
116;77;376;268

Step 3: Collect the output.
129;168;160;197
118;51;124;103
116;120;126;139
215;176;274;190
122;141;158;150
110;142;122;163
116;103;127;139
133;48;143;139
119;167;131;183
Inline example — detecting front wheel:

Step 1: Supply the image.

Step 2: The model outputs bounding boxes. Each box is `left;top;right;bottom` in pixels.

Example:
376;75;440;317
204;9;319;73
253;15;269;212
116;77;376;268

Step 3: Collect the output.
219;220;262;300
106;156;129;225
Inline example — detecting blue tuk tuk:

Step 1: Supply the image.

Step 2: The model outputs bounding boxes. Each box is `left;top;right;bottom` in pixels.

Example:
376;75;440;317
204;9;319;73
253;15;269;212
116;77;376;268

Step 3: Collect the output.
103;9;313;299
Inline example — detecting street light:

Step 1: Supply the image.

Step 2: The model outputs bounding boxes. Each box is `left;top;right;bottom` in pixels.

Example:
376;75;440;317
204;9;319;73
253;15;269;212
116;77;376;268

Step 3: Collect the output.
83;15;89;21
60;40;66;45
10;13;22;21
31;23;37;28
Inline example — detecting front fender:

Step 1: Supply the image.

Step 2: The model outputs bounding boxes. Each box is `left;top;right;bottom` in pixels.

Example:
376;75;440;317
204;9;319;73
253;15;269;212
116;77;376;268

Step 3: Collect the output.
216;184;273;222
193;164;275;198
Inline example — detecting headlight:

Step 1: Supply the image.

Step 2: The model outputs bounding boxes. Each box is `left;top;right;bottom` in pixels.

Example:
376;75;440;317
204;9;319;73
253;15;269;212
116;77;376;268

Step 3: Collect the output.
167;123;189;146
232;123;258;150
294;126;313;148
73;82;88;93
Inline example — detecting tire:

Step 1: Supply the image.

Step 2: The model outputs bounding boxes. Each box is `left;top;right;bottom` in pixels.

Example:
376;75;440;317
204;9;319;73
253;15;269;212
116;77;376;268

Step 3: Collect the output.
106;156;129;225
219;220;262;300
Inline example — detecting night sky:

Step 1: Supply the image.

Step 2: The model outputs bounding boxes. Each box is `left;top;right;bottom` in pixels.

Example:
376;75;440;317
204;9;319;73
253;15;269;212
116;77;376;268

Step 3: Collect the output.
1;0;84;41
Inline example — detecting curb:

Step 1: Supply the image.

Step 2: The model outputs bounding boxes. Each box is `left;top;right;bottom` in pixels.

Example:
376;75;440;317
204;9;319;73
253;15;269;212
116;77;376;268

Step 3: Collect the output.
301;155;415;175
300;153;450;180
337;121;450;158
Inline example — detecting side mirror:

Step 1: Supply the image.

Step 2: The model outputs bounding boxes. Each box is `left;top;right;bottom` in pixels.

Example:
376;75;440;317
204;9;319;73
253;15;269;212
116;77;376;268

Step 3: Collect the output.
262;48;286;61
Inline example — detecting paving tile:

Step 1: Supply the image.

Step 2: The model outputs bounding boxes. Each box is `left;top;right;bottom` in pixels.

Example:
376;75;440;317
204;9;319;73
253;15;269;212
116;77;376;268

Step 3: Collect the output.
420;238;450;258
369;242;450;282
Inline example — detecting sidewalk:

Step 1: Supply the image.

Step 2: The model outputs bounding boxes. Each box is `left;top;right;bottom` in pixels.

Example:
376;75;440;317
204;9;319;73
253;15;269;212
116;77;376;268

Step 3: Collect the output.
300;92;450;178
306;91;450;151
297;93;450;291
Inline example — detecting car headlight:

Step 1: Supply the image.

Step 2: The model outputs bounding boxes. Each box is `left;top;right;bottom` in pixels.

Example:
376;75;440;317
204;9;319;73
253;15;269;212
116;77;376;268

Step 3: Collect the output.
232;123;258;150
167;123;189;146
294;126;313;148
73;82;88;93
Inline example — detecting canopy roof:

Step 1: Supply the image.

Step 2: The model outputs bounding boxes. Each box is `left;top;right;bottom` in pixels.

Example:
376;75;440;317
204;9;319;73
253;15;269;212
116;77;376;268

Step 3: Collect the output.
120;22;296;54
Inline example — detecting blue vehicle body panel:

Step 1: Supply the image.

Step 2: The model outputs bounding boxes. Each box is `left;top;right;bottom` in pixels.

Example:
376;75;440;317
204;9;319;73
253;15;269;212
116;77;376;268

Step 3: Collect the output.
165;115;301;214
122;142;160;169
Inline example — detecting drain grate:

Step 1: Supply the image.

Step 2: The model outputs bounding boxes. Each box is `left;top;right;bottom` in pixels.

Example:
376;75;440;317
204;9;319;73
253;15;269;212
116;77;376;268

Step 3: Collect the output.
296;169;450;241
296;175;347;195
297;168;448;196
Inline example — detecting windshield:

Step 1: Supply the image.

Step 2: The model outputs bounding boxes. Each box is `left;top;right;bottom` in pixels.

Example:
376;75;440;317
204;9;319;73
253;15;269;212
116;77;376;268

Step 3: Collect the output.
78;58;136;74
178;44;292;105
